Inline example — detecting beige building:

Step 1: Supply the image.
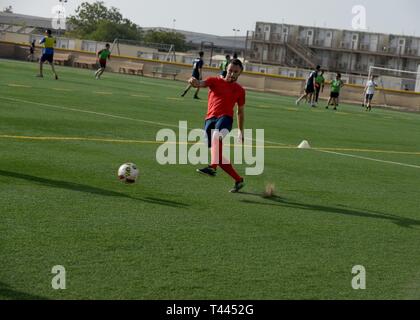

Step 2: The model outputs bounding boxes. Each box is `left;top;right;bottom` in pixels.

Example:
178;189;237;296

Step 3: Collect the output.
247;22;420;81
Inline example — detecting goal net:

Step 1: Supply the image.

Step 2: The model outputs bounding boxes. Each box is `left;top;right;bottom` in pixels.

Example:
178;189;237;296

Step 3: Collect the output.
111;38;177;62
368;66;420;107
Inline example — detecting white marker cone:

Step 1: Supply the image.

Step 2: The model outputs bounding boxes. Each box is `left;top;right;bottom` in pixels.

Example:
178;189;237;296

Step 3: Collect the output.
298;140;311;149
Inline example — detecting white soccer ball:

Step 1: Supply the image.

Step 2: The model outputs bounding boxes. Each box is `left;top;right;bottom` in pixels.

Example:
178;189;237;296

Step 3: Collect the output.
118;163;139;184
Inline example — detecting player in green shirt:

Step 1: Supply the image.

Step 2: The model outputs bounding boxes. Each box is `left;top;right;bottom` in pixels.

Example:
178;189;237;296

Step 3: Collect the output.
314;70;325;104
219;54;231;78
326;73;344;111
95;43;111;80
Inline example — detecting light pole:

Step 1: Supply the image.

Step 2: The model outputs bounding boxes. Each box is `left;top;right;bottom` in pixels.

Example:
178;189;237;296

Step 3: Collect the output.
233;28;240;54
172;19;176;32
57;0;68;38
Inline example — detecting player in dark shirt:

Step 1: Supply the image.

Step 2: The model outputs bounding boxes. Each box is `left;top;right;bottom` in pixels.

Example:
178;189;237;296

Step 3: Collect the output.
295;65;321;107
27;40;36;62
181;51;204;99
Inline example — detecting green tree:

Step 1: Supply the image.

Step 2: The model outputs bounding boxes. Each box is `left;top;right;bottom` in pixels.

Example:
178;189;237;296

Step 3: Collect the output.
88;20;141;42
67;1;142;41
143;30;190;52
3;5;13;13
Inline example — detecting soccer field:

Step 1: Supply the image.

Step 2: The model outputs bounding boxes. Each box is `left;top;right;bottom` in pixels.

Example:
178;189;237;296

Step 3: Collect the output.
1;59;420;300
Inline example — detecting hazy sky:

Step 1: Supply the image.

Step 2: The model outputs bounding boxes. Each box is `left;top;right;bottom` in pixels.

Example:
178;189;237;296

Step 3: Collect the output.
1;0;420;37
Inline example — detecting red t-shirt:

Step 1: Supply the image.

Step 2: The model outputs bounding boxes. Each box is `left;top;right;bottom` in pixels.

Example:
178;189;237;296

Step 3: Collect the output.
205;77;246;119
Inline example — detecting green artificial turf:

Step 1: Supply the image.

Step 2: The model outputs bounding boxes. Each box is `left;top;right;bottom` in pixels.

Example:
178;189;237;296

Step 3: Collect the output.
1;59;420;299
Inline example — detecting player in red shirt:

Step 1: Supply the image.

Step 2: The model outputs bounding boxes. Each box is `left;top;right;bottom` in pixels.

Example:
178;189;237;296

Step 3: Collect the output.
188;59;246;193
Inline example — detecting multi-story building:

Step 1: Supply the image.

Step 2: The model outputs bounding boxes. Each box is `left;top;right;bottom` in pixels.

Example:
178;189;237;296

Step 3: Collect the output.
246;22;420;75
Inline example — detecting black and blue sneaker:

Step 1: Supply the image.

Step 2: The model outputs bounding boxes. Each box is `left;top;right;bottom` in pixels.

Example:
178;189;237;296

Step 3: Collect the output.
229;179;245;193
196;166;217;177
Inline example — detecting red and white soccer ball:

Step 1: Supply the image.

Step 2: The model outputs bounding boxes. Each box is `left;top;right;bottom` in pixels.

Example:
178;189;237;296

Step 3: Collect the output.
118;163;139;184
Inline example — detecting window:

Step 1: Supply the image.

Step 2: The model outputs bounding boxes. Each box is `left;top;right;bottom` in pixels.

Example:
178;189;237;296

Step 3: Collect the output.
327;32;332;37
308;31;313;36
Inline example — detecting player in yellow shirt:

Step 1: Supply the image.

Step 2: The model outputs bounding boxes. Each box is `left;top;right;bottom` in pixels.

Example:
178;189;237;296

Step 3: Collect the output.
37;30;58;80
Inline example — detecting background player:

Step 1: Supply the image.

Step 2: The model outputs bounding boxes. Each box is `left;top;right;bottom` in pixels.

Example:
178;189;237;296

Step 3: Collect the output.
27;40;36;62
363;75;378;111
219;54;231;78
314;69;325;104
296;65;321;107
95;43;111;80
37;29;58;80
181;51;204;99
326;73;344;110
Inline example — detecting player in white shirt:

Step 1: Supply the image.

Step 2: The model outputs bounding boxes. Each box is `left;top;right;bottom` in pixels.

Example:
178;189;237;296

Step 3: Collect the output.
363;75;378;111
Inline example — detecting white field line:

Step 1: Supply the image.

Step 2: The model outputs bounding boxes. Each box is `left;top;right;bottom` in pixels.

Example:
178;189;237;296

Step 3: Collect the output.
316;149;420;170
0;95;181;129
1;95;420;170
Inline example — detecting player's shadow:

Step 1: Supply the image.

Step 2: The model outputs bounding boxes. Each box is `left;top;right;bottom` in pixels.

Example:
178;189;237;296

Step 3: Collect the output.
0;282;49;300
239;192;420;229
0;170;188;209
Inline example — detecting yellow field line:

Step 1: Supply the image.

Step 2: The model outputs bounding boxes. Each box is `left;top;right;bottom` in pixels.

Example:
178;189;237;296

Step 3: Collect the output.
0;135;185;145
1;134;419;155
0;134;283;149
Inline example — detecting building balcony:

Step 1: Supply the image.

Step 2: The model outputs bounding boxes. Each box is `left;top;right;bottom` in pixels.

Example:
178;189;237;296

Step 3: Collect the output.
251;32;288;43
405;48;419;56
305;42;420;59
252;33;265;41
249;52;261;60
